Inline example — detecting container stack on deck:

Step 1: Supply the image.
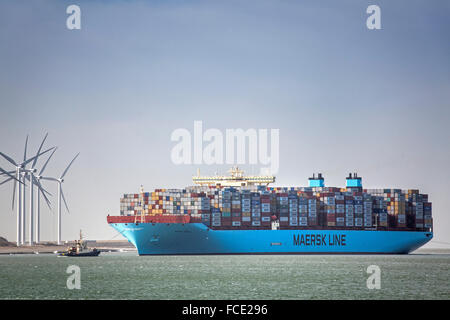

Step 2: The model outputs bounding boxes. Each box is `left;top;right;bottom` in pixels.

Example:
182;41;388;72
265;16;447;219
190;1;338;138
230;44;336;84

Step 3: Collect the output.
119;184;432;232
231;190;241;227
249;192;258;226
366;189;432;230
288;191;298;227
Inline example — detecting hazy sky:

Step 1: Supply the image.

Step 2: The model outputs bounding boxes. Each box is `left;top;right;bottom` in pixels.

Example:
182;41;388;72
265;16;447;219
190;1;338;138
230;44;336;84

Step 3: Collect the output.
1;0;449;247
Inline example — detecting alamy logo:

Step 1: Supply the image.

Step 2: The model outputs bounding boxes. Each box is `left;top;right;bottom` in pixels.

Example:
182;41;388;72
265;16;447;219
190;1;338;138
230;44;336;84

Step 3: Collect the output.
170;121;279;175
366;5;381;30
66;265;81;290
366;265;381;289
66;5;81;30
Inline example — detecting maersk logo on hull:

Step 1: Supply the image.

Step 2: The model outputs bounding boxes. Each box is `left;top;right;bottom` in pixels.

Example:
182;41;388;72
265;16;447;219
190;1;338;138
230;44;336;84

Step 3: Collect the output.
293;234;347;246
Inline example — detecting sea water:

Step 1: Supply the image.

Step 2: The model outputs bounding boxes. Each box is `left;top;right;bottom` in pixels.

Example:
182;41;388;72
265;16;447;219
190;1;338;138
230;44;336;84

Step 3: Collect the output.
0;251;448;299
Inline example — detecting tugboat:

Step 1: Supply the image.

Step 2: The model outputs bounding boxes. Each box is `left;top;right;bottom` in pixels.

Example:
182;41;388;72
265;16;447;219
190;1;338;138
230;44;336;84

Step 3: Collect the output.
59;230;101;257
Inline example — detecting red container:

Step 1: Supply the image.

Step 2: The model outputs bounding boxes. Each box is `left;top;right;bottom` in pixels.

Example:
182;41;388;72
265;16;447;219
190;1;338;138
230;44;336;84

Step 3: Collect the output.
106;215;191;224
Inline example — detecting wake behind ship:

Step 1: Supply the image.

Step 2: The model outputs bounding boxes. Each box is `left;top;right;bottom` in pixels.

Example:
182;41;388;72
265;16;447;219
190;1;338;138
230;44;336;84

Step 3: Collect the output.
107;168;433;255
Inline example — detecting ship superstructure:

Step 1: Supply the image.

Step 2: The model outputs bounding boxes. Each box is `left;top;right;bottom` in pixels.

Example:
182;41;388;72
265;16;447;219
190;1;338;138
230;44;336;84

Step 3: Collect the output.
192;166;275;187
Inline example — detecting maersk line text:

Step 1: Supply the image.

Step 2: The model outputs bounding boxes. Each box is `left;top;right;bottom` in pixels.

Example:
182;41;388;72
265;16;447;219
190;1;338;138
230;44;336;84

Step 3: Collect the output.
293;234;347;246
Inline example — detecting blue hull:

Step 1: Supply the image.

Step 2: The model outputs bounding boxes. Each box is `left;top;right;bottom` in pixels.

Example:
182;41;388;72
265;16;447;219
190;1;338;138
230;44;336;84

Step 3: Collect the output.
110;223;433;255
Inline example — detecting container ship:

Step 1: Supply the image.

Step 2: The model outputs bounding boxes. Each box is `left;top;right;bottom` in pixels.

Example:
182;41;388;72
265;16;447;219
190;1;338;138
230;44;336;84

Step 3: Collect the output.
107;167;433;255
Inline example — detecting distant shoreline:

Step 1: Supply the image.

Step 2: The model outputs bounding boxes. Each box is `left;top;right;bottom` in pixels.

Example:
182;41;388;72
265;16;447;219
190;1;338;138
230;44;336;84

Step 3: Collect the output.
0;240;136;255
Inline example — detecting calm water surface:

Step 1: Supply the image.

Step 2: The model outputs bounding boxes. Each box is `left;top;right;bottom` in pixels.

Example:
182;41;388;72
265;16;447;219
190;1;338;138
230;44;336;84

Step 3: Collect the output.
0;252;449;299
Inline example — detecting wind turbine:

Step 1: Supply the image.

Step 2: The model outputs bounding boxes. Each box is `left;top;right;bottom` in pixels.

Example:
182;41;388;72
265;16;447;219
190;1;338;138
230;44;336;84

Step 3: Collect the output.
0;167;24;246
0;135;55;246
33;147;57;244
40;153;80;245
21;135;28;245
22;134;54;245
23;133;54;244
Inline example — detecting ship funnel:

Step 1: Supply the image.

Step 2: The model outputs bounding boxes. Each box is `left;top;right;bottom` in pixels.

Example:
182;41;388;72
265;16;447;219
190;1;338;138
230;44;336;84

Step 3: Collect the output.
309;173;325;187
346;172;362;188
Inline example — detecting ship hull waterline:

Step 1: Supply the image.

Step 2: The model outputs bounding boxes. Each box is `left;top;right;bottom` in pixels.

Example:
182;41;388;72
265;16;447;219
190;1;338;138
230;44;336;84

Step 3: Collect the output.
109;222;433;255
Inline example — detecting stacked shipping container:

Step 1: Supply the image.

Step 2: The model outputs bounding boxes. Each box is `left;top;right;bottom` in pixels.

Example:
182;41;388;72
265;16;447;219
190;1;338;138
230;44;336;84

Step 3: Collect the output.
119;186;432;231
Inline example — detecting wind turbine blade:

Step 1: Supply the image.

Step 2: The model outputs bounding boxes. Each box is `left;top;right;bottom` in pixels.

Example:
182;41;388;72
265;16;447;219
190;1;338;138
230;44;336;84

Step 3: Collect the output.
43;193;52;210
60;153;80;179
32;176;52;197
60;188;70;214
0;152;17;166
0;167;23;184
33;177;52;210
12;177;17;210
37;188;52;213
0;177;13;186
39;147;57;176
0;170;15;176
23;135;28;163
22;147;55;167
39;176;58;182
32;133;48;169
41;187;52;210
